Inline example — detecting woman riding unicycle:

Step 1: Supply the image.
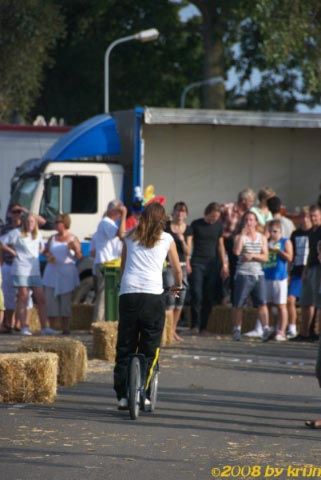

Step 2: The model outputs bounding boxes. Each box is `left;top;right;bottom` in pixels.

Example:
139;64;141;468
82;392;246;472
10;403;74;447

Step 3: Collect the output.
114;202;182;416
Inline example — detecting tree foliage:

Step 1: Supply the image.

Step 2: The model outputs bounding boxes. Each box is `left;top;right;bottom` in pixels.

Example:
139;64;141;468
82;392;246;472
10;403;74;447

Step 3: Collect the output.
187;0;321;110
32;0;203;124
0;0;65;122
3;0;321;121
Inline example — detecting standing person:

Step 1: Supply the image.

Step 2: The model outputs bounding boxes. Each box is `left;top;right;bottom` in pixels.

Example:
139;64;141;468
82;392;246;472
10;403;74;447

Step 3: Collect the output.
125;200;143;231
0;213;55;336
189;202;229;335
0;250;5;333
0;203;45;332
42;214;82;334
244;186;276;337
263;220;293;341
250;187;275;230
92;200;127;322
163;201;192;341
221;188;256;303
114;203;182;409
287;207;311;339
232;211;271;341
295;205;321;340
266;196;295;239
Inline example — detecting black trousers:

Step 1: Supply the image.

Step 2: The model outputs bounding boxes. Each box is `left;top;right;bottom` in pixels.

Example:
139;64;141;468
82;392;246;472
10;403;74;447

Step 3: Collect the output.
224;237;238;300
190;259;222;331
113;293;165;400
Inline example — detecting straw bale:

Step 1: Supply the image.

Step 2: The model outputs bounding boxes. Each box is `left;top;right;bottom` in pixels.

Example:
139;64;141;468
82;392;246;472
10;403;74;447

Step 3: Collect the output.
28;308;41;333
161;311;173;346
207;306;257;334
92;321;118;362
207;306;232;334
71;304;94;330
0;352;58;403
18;337;87;386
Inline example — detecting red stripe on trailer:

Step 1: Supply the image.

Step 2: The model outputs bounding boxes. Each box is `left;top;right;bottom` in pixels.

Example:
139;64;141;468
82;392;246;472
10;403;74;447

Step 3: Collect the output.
0;124;70;134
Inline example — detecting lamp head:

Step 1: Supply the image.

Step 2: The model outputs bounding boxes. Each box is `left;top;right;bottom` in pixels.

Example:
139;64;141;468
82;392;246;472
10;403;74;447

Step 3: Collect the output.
135;28;159;42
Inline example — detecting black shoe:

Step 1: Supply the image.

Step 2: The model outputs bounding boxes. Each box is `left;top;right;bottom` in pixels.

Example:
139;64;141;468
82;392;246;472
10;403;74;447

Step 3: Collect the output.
289;334;310;342
0;326;12;334
309;333;320;342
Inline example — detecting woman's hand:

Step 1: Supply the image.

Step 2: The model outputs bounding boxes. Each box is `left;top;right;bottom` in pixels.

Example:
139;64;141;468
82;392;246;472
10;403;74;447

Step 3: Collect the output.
221;263;229;279
47;253;56;264
68;237;82;259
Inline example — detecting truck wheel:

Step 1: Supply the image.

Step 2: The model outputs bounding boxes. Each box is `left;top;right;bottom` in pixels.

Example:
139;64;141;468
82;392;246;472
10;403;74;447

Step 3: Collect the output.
73;277;95;304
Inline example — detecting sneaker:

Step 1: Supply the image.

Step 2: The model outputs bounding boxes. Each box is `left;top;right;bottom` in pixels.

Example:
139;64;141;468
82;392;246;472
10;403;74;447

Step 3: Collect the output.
262;327;274;342
309;333;319;342
286;330;297;340
144;397;152;411
189;327;200;335
232;328;241;341
275;332;287;342
289;334;309;342
20;327;32;336
243;328;263;338
40;327;58;336
118;398;128;410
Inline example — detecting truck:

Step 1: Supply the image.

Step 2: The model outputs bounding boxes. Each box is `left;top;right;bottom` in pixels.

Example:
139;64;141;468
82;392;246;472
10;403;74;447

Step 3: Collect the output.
5;107;321;301
0;124;69;222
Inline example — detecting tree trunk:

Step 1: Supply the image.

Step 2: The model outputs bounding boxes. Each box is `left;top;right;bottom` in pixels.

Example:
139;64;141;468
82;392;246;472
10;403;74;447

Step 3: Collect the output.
202;7;225;109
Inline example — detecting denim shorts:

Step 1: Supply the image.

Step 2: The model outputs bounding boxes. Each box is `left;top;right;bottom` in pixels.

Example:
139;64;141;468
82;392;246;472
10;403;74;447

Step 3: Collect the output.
163;265;187;309
12;275;43;288
233;274;266;308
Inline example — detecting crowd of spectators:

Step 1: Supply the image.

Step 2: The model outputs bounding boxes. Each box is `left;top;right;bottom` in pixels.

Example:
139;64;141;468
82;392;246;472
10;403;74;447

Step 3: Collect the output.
0;187;320;343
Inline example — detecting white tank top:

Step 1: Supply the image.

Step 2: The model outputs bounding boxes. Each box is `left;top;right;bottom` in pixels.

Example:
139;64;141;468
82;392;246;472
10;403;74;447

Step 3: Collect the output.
120;231;173;295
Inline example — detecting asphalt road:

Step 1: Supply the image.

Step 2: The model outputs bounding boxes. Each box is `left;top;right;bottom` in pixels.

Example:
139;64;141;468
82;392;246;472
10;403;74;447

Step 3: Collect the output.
1;331;321;480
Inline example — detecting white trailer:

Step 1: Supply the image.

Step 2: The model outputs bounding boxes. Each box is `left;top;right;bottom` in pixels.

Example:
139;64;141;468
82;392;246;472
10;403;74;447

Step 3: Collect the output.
0;125;69;221
113;108;321;218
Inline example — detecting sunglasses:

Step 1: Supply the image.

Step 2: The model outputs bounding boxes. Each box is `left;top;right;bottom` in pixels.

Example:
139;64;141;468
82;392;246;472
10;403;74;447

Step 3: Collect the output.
11;210;22;214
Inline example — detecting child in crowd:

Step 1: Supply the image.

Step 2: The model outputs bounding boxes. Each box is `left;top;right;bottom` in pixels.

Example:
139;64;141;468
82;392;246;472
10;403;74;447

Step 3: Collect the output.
264;220;293;341
287;207;311;339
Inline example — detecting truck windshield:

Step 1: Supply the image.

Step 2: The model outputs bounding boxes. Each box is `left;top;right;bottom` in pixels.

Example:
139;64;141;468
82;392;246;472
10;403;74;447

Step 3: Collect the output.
10;176;39;210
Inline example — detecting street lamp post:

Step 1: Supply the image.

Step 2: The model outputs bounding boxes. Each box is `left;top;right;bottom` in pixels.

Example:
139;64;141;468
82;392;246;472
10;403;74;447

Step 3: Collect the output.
104;28;159;113
180;76;224;108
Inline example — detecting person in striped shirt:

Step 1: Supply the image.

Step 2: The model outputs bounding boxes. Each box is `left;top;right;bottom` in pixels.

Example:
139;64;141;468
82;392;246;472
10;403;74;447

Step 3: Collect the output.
232;211;272;342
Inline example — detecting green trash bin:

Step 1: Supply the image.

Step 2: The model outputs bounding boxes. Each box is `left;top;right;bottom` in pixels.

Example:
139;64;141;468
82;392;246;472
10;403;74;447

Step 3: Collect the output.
102;262;121;321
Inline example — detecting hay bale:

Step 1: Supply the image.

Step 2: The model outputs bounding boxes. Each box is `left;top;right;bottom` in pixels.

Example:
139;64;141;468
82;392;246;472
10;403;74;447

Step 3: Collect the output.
0;352;58;403
207;305;232;334
71;304;94;330
92;321;118;362
207;305;257;334
161;311;173;346
18;337;87;386
28;308;41;333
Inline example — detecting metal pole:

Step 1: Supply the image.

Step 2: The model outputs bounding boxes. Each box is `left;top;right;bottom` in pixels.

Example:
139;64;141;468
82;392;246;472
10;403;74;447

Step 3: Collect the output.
104;34;137;113
180;76;224;108
104;29;159;113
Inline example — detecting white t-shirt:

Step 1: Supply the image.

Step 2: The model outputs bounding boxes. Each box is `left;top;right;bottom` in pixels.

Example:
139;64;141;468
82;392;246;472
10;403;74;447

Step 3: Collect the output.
3;228;44;276
94;217;122;264
120;231;174;295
